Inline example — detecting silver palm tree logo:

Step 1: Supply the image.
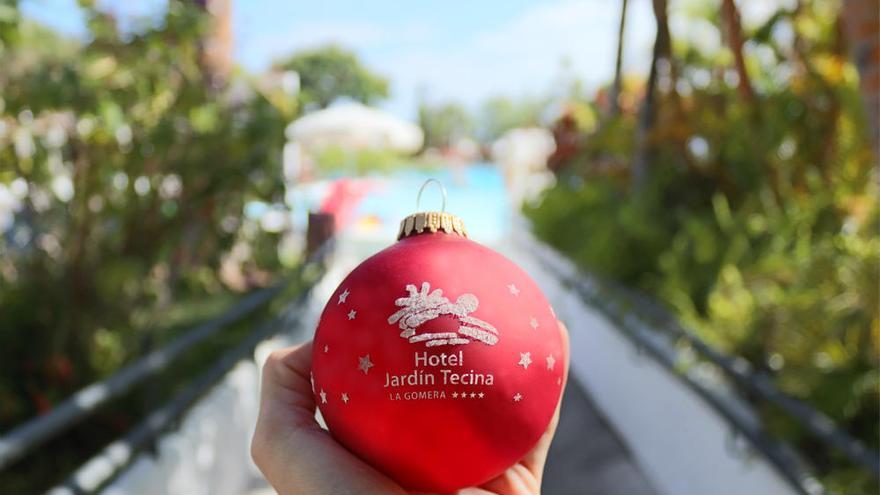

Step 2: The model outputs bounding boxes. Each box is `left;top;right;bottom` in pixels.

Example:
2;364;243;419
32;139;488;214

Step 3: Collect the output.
387;282;499;347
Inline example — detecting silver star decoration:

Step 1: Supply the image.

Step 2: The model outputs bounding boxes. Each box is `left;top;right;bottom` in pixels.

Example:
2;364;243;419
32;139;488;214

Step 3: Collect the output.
513;393;523;402
461;391;467;398
530;317;539;330
341;392;350;404
507;283;520;296
358;354;374;375
478;392;485;399
452;392;459;398
337;288;350;305
347;309;357;320
518;352;532;369
323;345;329;353
546;354;556;371
470;392;477;398
319;389;327;404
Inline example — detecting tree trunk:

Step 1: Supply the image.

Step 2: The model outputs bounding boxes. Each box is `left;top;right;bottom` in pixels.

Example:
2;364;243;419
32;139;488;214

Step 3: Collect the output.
196;0;234;88
632;0;671;186
841;0;880;158
609;0;629;116
720;0;755;103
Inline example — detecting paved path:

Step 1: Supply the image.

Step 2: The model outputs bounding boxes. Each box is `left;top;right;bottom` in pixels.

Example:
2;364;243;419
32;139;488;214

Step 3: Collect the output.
544;376;655;495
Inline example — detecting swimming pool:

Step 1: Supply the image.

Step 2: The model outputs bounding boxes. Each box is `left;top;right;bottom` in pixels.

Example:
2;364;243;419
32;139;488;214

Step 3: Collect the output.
288;164;512;246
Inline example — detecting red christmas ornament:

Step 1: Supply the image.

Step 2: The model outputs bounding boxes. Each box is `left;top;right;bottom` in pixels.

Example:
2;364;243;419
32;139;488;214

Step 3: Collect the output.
312;189;566;492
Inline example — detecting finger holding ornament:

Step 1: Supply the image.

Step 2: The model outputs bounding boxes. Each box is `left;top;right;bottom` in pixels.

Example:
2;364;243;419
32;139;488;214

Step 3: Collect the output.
251;341;408;495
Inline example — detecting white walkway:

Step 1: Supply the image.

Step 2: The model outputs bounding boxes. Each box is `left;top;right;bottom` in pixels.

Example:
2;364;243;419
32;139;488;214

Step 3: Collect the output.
101;227;798;495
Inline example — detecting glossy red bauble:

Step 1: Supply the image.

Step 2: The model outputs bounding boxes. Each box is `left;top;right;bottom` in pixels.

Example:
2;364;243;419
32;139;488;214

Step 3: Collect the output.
312;229;566;492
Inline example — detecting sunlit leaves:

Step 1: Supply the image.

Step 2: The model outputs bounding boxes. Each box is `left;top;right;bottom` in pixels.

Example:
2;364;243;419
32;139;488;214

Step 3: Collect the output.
526;0;878;492
0;0;289;442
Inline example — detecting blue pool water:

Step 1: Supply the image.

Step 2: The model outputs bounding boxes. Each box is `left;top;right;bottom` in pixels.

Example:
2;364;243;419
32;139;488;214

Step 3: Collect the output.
351;163;511;244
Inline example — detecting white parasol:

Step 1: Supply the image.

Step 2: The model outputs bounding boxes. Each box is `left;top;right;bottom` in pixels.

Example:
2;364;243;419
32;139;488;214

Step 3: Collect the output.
285;102;424;154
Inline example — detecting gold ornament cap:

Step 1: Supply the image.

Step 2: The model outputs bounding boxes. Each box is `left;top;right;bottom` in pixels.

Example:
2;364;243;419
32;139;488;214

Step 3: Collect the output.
397;211;468;240
397;179;467;240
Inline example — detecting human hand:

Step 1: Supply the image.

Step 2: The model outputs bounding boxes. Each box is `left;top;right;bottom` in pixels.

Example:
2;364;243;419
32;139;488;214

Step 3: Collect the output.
251;322;569;495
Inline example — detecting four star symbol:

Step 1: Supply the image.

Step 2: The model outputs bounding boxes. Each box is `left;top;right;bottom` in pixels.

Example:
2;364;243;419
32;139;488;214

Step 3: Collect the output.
341;392;350;404
347;309;357;320
507;284;520;296
518;352;532;369
513;393;523;402
358;354;374;375
337;288;350;305
546;354;556;371
319;389;327;404
447;391;490;399
529;317;539;330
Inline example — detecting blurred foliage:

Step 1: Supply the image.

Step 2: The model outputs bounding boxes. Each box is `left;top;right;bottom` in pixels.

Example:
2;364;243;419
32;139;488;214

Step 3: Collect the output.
313;145;410;175
0;0;297;469
477;95;547;141
418;95;551;150
276;44;389;110
417;64;582;157
526;0;878;492
418;101;474;149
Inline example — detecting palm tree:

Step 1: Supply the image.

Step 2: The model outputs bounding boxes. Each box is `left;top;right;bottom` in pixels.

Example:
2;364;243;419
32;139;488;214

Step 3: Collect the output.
720;0;755;103
196;0;234;88
632;0;671;186
609;0;629;116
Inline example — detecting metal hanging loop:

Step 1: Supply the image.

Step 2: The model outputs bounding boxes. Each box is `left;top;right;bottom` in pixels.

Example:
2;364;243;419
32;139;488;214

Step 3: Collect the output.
416;178;447;213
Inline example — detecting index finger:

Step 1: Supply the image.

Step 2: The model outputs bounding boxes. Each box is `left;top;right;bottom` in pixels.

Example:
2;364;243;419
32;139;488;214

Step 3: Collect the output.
258;341;319;428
